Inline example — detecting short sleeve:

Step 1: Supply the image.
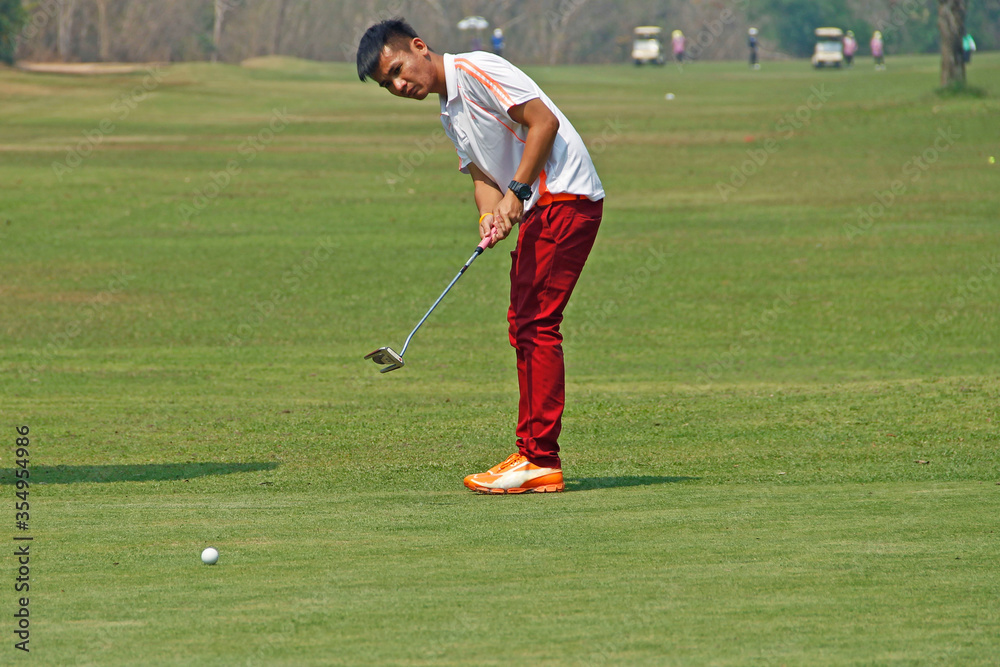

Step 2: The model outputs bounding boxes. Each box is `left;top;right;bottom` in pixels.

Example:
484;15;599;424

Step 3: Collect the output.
453;55;541;122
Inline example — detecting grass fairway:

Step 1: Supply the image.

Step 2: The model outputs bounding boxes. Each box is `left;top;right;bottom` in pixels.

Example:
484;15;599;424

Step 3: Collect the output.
2;53;1000;664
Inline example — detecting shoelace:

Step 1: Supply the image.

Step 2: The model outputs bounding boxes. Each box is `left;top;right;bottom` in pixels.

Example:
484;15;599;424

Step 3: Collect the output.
495;453;525;472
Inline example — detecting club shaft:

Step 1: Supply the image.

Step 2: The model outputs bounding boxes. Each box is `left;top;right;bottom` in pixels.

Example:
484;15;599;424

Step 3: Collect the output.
400;246;484;357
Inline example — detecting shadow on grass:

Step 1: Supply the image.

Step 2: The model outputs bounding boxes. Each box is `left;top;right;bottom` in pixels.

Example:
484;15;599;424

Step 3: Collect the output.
566;475;698;492
0;462;278;485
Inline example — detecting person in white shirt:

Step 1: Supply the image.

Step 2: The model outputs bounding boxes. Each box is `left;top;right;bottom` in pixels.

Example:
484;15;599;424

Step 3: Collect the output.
358;19;605;494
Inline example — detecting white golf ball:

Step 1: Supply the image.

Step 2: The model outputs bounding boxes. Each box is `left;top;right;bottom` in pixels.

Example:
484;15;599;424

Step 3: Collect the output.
665;93;675;100
201;547;219;565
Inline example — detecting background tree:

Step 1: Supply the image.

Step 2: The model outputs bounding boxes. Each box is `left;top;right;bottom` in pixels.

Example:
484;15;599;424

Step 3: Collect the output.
938;0;966;87
58;0;77;61
212;0;230;62
94;0;111;61
271;0;287;54
755;0;852;57
0;0;26;64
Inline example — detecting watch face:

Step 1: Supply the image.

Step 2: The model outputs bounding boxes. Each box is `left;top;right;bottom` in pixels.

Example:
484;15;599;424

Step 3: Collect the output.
510;181;532;200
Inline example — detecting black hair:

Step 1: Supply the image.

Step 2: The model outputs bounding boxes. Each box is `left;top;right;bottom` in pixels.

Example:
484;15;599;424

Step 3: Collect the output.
357;18;421;82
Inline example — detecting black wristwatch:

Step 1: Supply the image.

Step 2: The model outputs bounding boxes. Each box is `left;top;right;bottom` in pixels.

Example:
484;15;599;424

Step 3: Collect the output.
508;180;533;202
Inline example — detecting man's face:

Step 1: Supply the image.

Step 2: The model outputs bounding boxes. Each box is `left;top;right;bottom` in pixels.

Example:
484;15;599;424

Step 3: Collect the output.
373;38;436;100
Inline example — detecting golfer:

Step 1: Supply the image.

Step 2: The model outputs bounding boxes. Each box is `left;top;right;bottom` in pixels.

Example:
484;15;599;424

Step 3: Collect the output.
357;19;605;494
871;31;885;70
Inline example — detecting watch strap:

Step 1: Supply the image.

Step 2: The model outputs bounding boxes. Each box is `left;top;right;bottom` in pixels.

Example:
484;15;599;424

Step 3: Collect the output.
508;180;533;201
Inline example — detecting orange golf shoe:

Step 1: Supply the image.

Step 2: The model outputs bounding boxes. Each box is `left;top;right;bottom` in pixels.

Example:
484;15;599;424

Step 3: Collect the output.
463;453;565;494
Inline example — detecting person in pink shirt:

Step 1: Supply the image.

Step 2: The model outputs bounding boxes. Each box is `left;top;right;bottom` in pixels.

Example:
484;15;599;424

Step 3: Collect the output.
843;30;858;68
672;30;685;63
871;30;885;70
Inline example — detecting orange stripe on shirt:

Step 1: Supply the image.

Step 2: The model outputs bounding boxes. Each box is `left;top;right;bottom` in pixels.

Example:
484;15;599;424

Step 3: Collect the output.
455;58;516;109
464;95;524;143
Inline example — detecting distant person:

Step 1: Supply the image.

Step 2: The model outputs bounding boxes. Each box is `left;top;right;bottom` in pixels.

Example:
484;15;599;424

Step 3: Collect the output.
492;28;505;58
962;33;976;63
672;30;685;63
871;30;885;70
843;30;857;67
748;27;760;69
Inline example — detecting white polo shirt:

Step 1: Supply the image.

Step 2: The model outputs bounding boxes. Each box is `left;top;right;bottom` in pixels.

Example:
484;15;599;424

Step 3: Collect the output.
439;52;604;212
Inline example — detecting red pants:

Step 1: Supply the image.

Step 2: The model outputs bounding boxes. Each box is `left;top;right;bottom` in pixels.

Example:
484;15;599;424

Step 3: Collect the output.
508;197;603;468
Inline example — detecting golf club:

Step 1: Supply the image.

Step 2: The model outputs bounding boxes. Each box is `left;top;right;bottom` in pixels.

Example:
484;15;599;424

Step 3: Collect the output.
365;233;495;373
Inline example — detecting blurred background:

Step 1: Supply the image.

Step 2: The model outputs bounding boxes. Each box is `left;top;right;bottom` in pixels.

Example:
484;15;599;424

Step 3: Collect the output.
6;0;999;66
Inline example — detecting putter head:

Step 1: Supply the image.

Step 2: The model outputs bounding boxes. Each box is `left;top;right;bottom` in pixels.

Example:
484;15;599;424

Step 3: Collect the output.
364;346;405;373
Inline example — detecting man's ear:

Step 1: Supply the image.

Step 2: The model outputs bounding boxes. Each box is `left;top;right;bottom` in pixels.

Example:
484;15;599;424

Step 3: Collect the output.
411;37;429;56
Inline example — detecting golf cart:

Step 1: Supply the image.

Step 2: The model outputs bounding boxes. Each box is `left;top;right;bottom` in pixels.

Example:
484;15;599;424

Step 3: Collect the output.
812;27;844;68
632;26;665;66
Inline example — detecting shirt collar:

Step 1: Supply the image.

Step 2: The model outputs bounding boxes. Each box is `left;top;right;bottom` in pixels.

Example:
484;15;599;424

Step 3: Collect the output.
442;53;458;105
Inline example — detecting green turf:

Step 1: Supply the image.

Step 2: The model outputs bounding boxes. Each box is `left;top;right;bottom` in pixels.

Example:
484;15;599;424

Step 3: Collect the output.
1;54;999;664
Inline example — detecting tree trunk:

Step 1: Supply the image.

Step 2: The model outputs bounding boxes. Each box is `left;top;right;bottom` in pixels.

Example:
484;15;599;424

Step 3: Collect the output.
547;1;587;65
58;0;76;61
272;0;287;55
212;0;228;62
938;0;966;87
95;0;110;62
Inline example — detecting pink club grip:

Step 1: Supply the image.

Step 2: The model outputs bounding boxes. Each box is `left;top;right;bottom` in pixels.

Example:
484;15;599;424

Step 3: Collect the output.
478;226;500;250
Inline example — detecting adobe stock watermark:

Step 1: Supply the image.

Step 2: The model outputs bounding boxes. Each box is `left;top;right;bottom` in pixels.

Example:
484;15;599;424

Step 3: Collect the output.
18;0;58;41
716;85;834;202
226;236;336;346
382;116;623;193
178;108;290;221
889;254;999;368
695;288;796;384
845;127;960;241
585;594;681;665
546;0;590;32
51;66;167;180
216;0;241;14
873;0;926;39
31;270;136;372
241;618;298;666
70;622;119;665
578;245;670;336
676;3;738;68
587;116;625;156
382;127;449;192
339;1;405;61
